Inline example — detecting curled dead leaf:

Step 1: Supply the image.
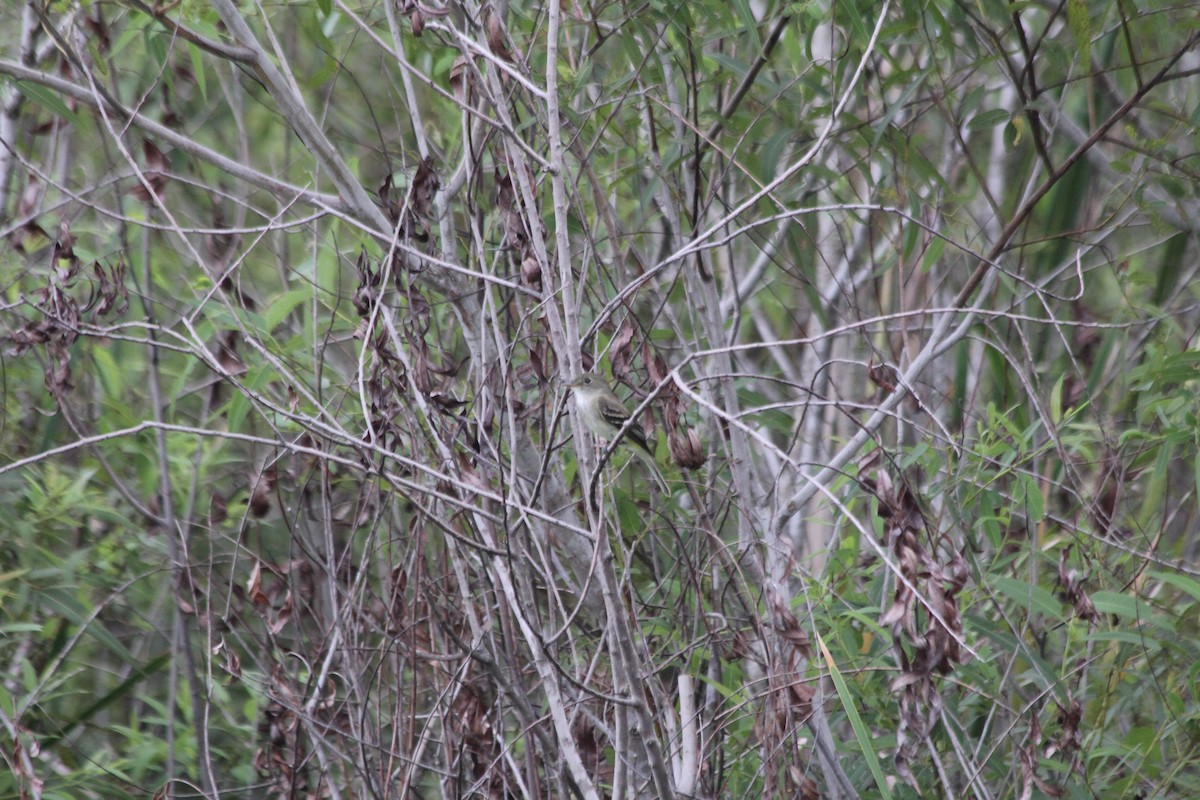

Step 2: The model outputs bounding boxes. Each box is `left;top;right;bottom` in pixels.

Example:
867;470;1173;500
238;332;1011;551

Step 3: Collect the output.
483;4;514;62
449;55;470;100
668;427;706;470
249;468;275;518
867;358;898;395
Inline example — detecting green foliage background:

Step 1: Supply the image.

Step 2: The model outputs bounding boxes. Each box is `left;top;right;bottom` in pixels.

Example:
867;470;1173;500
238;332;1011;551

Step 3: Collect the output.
2;0;1200;798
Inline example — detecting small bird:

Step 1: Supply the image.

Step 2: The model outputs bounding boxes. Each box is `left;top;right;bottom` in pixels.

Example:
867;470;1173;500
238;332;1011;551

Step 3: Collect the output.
567;372;670;493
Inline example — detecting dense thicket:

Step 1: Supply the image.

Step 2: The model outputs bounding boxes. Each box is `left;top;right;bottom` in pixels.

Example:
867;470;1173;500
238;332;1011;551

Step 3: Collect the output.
2;1;1200;798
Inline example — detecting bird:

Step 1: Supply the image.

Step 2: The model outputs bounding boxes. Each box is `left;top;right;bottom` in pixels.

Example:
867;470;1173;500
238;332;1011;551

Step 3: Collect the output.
567;372;670;493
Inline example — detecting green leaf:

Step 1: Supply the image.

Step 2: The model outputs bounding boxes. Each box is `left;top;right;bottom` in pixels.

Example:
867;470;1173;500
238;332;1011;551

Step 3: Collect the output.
616;492;643;534
696;670;747;702
91;345;125;399
730;0;762;53
1067;0;1091;68
967;108;1011;131
1151;570;1200;604
188;42;207;101
1014;472;1045;522
707;51;750;80
1087;630;1160;651
265;287;313;332
818;633;893;800
897;222;918;263
871;69;930;147
1005;117;1025;148
1088;591;1140;620
920;233;946;273
144;30;168;81
1050;374;1064;425
15;81;84;128
39;652;171;749
991;575;1063;619
38;594;134;664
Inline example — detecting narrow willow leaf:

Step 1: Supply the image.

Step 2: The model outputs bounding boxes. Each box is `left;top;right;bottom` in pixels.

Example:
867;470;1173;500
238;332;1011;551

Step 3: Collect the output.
816;632;894;800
